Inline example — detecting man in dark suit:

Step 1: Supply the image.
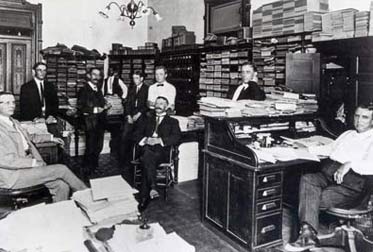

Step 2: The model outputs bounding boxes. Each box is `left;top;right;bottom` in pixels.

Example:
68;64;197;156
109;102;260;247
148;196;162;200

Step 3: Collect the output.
20;62;59;122
77;67;110;179
120;70;149;164
227;62;266;101
134;96;181;209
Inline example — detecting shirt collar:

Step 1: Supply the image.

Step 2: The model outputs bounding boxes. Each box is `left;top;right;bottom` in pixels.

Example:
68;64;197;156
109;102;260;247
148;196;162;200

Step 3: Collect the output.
34;78;44;86
242;82;249;89
88;81;98;92
155;112;167;117
0;114;13;127
356;128;373;138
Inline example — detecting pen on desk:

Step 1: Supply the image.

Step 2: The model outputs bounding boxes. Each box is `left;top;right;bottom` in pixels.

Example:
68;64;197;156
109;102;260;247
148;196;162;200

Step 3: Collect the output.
84;239;100;252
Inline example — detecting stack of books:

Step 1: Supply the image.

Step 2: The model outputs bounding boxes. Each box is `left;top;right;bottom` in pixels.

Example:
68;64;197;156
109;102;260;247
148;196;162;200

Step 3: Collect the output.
253;0;329;38
355;11;370;37
370;2;373;36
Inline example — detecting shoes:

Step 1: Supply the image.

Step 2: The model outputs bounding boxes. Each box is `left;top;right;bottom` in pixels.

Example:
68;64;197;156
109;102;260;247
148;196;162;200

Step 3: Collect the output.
138;197;150;212
284;223;319;252
149;189;159;199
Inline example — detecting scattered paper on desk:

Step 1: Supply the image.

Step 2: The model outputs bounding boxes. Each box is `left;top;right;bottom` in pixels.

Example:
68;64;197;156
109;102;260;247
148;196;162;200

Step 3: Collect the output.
90;175;138;201
0;200;89;252
281;135;333;148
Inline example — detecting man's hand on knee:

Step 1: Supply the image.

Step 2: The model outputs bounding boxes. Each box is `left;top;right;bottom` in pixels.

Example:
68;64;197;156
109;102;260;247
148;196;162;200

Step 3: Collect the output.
333;162;352;184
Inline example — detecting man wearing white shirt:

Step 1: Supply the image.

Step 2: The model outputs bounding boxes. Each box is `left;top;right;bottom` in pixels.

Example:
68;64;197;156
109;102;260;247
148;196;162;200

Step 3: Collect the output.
286;105;373;251
20;62;59;123
147;66;176;111
228;62;266;101
0;92;87;202
102;67;128;99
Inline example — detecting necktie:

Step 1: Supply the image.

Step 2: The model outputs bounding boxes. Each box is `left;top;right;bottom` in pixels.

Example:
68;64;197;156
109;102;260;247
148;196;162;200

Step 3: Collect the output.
154;116;160;134
40;81;44;105
156;83;164;87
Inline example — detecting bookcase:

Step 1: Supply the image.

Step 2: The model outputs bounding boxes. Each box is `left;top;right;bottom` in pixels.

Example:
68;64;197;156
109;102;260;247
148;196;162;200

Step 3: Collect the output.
43;54;105;107
253;33;313;87
199;43;252;98
108;51;158;87
159;47;201;116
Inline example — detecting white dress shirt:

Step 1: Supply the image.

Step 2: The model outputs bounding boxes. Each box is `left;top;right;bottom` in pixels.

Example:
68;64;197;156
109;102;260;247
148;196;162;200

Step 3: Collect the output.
309;129;373;175
232;83;249;101
0;115;29;152
34;78;46;111
147;81;176;110
104;76;128;99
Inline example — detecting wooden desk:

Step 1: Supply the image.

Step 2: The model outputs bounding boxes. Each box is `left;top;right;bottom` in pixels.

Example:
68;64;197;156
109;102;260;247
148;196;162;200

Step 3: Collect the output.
202;114;320;251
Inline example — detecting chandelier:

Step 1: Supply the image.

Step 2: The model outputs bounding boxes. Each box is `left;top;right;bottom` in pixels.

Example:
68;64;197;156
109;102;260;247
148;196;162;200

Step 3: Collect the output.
99;0;162;28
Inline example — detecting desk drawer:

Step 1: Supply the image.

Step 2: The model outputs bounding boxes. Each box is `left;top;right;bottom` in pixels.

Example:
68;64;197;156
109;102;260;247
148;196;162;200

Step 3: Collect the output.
255;213;282;246
257;186;282;201
257;172;282;188
256;199;281;215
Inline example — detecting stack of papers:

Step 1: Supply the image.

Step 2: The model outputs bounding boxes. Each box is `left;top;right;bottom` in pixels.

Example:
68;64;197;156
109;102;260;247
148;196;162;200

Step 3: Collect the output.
20;121;53;143
318;9;358;41
0;201;90;252
369;1;373;36
108;223;195;252
72;176;139;223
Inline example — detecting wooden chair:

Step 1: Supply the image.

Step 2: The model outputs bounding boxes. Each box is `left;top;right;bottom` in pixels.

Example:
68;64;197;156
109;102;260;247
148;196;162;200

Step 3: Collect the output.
0;184;52;211
131;145;177;200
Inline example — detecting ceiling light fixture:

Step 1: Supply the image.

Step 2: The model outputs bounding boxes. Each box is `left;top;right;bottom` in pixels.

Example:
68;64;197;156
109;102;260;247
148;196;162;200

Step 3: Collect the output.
99;0;162;28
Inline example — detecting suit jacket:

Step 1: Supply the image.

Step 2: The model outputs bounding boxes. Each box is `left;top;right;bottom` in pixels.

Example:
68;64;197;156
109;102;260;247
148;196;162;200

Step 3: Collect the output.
77;84;107;132
0;118;43;188
125;84;149;117
133;112;181;148
227;81;266;101
20;79;59;121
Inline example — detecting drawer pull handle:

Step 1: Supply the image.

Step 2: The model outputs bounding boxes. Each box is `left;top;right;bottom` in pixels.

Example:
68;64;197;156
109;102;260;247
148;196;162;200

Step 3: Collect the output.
262;189;276;197
262;175;276;183
262;202;277;211
261;225;276;234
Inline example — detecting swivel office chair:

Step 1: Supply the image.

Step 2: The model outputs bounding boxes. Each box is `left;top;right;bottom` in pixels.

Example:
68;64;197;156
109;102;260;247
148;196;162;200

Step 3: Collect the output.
131;145;177;200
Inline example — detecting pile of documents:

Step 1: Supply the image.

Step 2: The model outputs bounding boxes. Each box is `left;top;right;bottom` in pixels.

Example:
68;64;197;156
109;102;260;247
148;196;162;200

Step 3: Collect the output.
0;201;90;252
251;135;333;164
198;92;318;118
106;95;124;115
172;115;204;131
72;176;138;223
370;2;373;36
355;11;370;37
107;223;195;252
20;121;53;143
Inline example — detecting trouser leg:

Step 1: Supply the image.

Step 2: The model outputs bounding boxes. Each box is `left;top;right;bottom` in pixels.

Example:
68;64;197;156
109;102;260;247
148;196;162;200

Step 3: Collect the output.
120;122;134;164
140;145;164;198
44;180;70;202
11;164;87;201
298;172;329;231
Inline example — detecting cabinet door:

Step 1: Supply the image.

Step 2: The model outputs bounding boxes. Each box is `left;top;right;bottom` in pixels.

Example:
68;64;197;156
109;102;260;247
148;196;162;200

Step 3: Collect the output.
0;43;6;92
205;159;228;227
357;56;373;105
12;43;28;95
286;53;320;96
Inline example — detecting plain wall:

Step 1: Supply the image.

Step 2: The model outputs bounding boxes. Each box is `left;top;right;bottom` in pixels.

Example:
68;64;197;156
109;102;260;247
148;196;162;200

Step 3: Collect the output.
147;0;205;46
28;0;149;54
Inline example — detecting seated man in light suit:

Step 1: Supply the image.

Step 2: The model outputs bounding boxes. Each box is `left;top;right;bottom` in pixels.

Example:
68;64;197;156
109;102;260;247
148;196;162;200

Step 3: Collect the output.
286;104;373;251
134;96;181;210
0;91;87;202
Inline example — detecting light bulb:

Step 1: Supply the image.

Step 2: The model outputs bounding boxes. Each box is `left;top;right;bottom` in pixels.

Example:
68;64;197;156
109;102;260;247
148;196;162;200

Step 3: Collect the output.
154;13;162;21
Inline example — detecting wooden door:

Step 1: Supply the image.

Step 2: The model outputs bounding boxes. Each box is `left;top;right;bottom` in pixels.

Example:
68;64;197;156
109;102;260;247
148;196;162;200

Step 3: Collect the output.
0;37;32;94
286;53;320;96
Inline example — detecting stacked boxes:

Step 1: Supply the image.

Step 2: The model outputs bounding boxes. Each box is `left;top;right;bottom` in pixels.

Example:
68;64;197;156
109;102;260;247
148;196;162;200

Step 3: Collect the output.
162;26;196;50
199;45;251;98
253;0;329;38
370;1;373;36
355;11;370;37
312;8;359;41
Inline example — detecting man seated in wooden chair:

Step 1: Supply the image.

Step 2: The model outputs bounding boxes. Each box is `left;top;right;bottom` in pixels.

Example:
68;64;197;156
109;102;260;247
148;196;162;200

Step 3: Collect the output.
0;92;87;202
133;96;181;210
286;104;373;251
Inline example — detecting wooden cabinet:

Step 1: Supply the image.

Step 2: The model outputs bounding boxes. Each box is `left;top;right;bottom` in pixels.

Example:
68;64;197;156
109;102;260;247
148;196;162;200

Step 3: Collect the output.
202;114;319;251
0;0;42;94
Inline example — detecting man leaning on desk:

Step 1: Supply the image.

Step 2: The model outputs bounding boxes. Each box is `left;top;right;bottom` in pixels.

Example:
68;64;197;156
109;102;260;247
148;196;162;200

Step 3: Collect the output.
228;62;266;101
0;92;87;202
286;104;373;251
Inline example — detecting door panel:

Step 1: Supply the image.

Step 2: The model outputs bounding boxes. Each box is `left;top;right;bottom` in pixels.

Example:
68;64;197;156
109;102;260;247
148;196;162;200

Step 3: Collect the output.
12;43;27;95
0;43;6;92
